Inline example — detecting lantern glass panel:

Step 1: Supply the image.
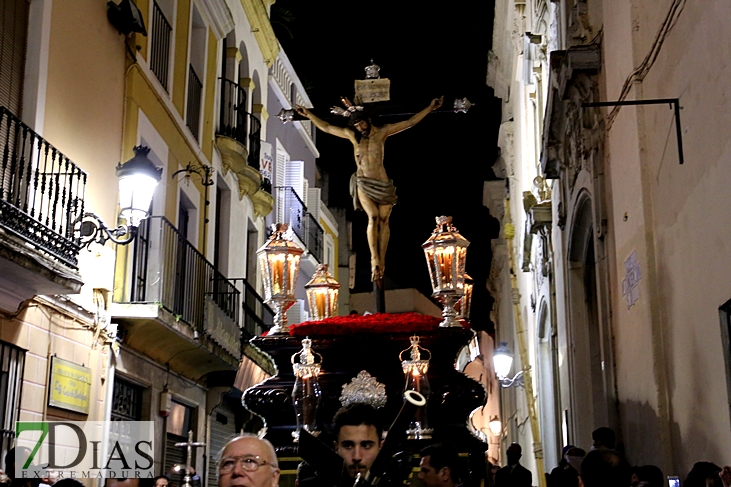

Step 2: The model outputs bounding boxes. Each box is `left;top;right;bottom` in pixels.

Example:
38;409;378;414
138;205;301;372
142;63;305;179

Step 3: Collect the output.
118;173;158;227
270;253;286;295
287;253;301;296
424;247;438;290
259;253;272;299
456;247;468;289
493;353;513;379
436;245;455;289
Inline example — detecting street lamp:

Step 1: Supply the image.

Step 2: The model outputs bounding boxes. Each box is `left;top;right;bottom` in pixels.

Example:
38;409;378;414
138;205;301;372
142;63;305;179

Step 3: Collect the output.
304;264;340;320
422;216;470;327
488;416;502;437
77;145;162;248
257;223;304;334
493;342;524;388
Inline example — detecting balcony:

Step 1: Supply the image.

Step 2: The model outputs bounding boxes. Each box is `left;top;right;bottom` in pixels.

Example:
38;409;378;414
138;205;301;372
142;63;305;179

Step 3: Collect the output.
230;278;273;339
111;216;243;379
275;186;324;268
0;106;85;311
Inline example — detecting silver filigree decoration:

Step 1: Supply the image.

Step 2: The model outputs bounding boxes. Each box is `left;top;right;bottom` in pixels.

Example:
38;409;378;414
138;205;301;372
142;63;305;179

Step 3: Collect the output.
339;370;387;409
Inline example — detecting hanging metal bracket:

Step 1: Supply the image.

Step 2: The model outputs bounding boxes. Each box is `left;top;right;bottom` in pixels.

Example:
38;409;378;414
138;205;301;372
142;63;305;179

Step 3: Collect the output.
582;98;684;165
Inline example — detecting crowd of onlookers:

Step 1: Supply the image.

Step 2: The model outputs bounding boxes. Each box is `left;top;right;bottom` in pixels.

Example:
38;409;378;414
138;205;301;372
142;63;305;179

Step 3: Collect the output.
1;425;730;487
491;426;731;487
546;427;731;487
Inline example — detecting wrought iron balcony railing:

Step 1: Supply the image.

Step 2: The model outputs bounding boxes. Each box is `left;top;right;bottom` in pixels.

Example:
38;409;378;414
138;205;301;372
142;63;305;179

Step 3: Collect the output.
230;278;274;339
304;211;324;263
217;78;265;185
274;186;324;263
125;216;240;330
0;106;87;268
150;1;172;91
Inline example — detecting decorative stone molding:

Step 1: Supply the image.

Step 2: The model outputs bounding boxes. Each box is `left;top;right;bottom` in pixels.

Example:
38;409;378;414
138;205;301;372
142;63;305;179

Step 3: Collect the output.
237;165;263;200
240;0;279;68
251;188;274;218
252;103;268;121
529;202;553;234
541;44;602;189
196;0;234;40
216;135;248;176
226;47;243;62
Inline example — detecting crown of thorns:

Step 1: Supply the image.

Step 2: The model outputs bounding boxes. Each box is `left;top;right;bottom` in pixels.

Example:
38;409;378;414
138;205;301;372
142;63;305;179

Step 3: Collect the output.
330;96;365;118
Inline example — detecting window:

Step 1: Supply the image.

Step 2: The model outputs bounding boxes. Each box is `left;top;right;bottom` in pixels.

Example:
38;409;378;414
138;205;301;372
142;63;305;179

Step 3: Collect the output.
165;401;196;485
0;0;28;115
150;0;173;91
0;341;25;468
186;6;206;141
111;376;145;421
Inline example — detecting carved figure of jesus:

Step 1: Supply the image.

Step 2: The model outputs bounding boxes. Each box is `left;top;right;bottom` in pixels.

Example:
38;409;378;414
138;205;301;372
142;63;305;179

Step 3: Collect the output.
296;96;443;281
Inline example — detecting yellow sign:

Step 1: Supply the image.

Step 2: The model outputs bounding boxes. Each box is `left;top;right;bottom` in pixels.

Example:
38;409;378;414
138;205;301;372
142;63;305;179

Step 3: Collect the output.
48;357;91;414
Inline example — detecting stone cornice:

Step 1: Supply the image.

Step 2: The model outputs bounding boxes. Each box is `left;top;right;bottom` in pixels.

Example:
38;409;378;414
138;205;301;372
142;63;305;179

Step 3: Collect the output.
197;0;235;40
240;0;279;67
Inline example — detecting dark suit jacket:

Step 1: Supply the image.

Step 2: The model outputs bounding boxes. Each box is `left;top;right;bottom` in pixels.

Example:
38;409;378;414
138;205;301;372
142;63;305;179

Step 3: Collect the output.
495;463;533;487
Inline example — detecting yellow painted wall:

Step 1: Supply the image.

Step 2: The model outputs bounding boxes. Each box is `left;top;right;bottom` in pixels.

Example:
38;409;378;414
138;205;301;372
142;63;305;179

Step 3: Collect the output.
43;0;127;227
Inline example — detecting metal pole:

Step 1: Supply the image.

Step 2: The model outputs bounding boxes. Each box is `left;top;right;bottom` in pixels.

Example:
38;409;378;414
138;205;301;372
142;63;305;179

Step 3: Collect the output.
503;200;546;487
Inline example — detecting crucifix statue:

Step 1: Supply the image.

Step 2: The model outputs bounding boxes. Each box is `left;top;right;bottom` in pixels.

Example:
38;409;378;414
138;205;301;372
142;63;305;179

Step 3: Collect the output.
296;95;443;283
174;430;206;487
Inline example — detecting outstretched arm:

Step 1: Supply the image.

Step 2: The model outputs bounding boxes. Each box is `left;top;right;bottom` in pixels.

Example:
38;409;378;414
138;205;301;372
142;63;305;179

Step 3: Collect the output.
295;105;352;139
383;96;443;136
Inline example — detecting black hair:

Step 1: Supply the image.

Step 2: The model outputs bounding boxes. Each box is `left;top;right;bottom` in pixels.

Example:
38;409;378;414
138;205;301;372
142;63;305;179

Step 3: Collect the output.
580;449;630;487
420;444;460;482
54;480;84;487
152;476;169;487
346;110;373;143
684;462;722;487
333;404;383;439
591;427;616;449
636;465;664;487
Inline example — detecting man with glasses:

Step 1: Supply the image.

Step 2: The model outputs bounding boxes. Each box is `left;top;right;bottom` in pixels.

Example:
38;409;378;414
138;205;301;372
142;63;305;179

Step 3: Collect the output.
218;435;280;487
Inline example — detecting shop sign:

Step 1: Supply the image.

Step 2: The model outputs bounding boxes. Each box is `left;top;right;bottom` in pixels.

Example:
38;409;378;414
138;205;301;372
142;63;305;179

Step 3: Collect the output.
48;357;91;414
260;141;273;182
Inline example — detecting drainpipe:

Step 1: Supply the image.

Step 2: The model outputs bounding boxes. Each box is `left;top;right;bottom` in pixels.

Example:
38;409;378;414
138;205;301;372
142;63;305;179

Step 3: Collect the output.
99;329;117;487
504;199;546;487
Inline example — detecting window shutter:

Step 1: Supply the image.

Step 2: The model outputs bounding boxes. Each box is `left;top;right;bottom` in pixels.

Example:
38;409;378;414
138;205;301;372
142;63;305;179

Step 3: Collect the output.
275;142;289;223
0;0;29;116
307;188;320;220
285;160;304;202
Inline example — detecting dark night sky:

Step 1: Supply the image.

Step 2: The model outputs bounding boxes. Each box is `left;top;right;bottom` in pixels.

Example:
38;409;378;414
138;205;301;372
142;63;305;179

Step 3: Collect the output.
273;1;501;331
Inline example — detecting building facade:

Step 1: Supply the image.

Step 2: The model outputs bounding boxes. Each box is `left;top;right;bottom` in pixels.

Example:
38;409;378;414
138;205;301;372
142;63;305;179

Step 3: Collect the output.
266;46;340;324
487;0;731;479
0;0;315;484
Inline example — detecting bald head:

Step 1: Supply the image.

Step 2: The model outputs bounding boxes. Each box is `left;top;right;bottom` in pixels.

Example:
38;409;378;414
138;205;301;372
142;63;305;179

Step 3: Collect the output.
218;435;280;487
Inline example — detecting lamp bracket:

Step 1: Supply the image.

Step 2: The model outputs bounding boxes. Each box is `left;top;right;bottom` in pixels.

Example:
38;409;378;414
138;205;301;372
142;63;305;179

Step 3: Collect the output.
172;163;214;186
582;98;684;164
76;212;137;249
499;370;525;389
